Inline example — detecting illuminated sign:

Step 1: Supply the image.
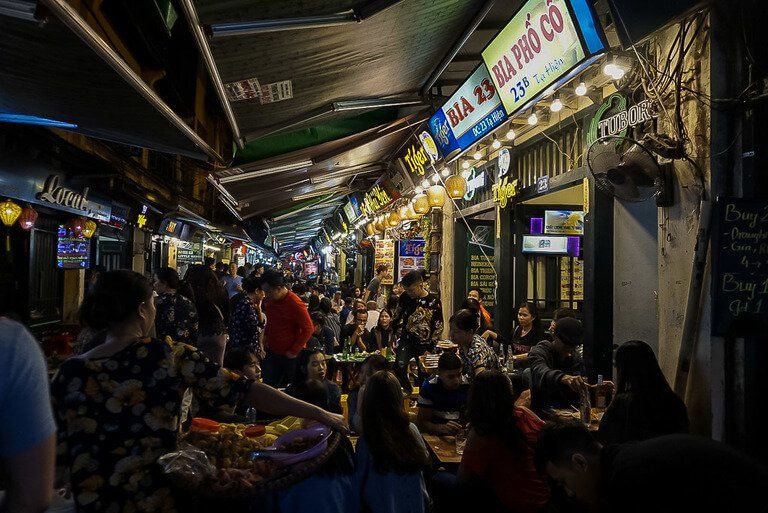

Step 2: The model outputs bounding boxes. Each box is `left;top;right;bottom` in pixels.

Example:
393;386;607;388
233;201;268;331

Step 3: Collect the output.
463;167;487;201
362;177;400;216
544;210;584;235
497;148;511;177
57;225;90;269
522;235;569;254
429;65;508;158
35;174;111;221
586;92;657;146
492;176;519;208
401;140;431;176
482;0;605;117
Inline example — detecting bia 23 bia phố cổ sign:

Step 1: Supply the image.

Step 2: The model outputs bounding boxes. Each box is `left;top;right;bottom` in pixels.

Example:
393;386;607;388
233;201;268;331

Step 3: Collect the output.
482;0;605;117
429;65;509;159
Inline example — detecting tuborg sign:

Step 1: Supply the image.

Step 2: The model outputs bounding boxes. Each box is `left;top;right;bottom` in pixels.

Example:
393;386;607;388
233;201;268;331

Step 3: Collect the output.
586;92;657;146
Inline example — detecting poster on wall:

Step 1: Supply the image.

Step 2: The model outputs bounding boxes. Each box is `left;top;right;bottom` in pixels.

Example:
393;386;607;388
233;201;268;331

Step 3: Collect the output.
57;225;90;269
560;257;584;304
303;261;319;277
545;210;584;235
398;239;425;281
482;0;606;118
467;223;496;308
176;243;203;265
429;65;508;159
374;239;396;285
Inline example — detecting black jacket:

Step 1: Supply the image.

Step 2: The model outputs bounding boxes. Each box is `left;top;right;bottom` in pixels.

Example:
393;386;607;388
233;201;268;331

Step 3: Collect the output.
528;339;585;414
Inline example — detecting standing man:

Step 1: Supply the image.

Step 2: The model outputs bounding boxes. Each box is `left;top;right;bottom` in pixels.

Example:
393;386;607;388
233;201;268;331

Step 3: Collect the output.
222;262;243;298
261;269;314;387
363;264;388;307
392;270;443;391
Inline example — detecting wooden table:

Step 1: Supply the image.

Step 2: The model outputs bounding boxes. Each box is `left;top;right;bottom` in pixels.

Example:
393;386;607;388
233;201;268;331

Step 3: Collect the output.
422;433;462;465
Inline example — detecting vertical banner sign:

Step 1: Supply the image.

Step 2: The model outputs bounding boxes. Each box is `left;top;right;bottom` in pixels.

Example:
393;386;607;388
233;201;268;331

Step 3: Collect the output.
712;199;768;335
375;239;396;286
398;239;426;281
467;222;496;308
429;66;509;159
482;0;605;118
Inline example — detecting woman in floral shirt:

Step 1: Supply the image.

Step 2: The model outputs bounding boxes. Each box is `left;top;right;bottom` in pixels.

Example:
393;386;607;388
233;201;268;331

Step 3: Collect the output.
154;267;198;344
228;276;266;354
52;270;346;513
448;309;500;381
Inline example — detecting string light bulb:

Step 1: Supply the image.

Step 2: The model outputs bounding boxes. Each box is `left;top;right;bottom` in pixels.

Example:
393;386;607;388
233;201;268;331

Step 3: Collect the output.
421;178;430;189
414;186;423;194
491;135;501;150
527;112;538;125
505;125;515;140
550;96;563;112
473;145;482;160
431;173;440;183
441;167;450;178
575;81;587;96
461;160;470;170
603;57;626;80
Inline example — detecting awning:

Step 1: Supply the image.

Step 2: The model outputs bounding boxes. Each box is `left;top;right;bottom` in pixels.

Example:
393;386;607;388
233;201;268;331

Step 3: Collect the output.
0;1;220;161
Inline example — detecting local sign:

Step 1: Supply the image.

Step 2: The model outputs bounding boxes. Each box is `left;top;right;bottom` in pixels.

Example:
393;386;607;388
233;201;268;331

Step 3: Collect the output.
586;92;657;146
429;65;509;159
35;174;111;222
482;0;605;118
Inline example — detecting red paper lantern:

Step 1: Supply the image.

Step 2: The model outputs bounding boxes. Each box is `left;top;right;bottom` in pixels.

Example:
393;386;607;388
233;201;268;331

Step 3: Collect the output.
18;204;38;230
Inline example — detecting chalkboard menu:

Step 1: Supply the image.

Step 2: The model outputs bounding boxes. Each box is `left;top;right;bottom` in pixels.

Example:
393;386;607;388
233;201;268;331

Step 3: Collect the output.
712;198;768;335
467;221;495;308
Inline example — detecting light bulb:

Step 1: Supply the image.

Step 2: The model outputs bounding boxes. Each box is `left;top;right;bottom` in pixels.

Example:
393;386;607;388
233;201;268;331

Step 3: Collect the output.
421;179;430;188
461;160;470;170
431;173;440;183
473;150;482;160
527;112;538;125
611;67;626;80
414;186;423;194
575;81;587;96
491;137;501;150
506;128;516;140
441;167;450;177
550;98;563;112
461;169;471;179
603;62;617;76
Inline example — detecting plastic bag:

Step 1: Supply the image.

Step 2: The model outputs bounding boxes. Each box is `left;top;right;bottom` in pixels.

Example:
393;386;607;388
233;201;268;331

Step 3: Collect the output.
157;445;216;488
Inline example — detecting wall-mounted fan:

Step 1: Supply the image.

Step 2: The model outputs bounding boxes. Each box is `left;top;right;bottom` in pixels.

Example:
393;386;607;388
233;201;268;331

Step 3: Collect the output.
586;135;669;204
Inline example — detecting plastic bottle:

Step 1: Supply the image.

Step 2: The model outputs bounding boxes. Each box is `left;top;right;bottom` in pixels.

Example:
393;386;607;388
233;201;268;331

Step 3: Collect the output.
245;406;257;424
595;374;606;408
579;387;591;426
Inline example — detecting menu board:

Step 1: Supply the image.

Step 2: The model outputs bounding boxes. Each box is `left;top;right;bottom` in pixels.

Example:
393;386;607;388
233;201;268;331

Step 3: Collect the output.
429;65;508;159
176;243;203;265
375;239;396;285
482;0;605;118
467;222;495;308
398;239;425;281
712;199;768;335
560;257;583;304
57;225;90;269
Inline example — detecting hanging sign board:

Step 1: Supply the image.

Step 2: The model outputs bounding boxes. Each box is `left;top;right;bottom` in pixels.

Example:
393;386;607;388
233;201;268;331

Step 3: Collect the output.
57;225;91;269
361;177;400;216
463;167;487;201
398;239;426;281
399;131;440;177
712;199;768;335
544;210;584;235
492;176;519;208
497;148;511;177
374;239;396;285
429;65;509;159
522;235;569;254
586;92;657;146
482;0;606;118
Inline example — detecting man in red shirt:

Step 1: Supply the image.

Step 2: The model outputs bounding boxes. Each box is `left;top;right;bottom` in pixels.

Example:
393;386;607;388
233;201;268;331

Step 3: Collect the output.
260;269;314;387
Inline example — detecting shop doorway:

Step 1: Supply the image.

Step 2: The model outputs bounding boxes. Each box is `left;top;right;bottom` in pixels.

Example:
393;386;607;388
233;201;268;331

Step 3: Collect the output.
453;211;496;317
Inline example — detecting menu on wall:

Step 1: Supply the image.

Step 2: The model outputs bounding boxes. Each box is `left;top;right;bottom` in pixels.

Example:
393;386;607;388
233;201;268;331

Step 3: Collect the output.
712;199;768;335
467;222;496;308
560;257;583;305
176;243;203;265
375;239;396;286
398;239;425;281
57;225;90;269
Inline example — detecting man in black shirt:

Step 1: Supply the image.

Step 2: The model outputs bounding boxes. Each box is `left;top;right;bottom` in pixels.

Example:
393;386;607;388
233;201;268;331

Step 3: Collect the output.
528;317;586;414
535;421;768;513
340;308;369;352
363;264;388;304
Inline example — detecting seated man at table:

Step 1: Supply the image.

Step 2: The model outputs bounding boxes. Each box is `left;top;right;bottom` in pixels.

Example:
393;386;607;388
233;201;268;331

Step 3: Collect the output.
417;352;470;436
528;317;586;415
340;308;369;352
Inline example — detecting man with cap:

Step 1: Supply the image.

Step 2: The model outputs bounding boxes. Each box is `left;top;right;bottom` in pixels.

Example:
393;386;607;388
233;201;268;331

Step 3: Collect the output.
528;317;586;415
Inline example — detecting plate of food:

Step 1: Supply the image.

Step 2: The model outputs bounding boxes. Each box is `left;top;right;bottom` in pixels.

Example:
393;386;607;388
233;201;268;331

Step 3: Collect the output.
252;424;332;466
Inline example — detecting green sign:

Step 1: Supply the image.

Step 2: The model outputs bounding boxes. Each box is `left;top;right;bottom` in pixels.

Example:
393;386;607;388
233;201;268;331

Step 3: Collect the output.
467;221;495;308
586;92;656;146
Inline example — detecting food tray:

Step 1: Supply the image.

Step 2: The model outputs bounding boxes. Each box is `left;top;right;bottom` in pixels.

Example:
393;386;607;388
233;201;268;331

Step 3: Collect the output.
168;430;341;499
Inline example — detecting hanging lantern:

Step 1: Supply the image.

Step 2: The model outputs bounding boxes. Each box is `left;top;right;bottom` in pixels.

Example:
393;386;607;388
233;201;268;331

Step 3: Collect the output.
373;216;385;233
406;202;421;220
386;210;401;227
82;219;97;238
0;199;21;227
398;204;410;221
365;222;375;236
445;174;468;199
427;185;447;208
412;193;430;215
68;217;86;236
18;204;38;230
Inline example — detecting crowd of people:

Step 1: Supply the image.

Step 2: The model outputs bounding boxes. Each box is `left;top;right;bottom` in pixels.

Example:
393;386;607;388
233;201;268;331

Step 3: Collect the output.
1;260;767;513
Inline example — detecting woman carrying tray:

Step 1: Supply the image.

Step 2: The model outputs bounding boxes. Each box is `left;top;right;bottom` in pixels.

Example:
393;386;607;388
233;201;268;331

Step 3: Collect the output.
51;270;347;513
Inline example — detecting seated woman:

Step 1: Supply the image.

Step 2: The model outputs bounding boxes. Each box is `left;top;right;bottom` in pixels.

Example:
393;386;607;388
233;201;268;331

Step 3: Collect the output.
598;340;689;444
285;349;342;414
367;308;397;352
509;302;546;365
347;354;389;433
355;371;431;513
458;370;550;513
450;309;500;381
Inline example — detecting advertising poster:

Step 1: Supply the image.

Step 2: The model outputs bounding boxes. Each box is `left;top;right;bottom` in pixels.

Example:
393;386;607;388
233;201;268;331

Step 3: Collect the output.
522;235;569;254
398;239;425;281
429;65;508;158
482;0;603;117
375;239;396;285
544;210;584;235
466;222;495;308
560;257;584;303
